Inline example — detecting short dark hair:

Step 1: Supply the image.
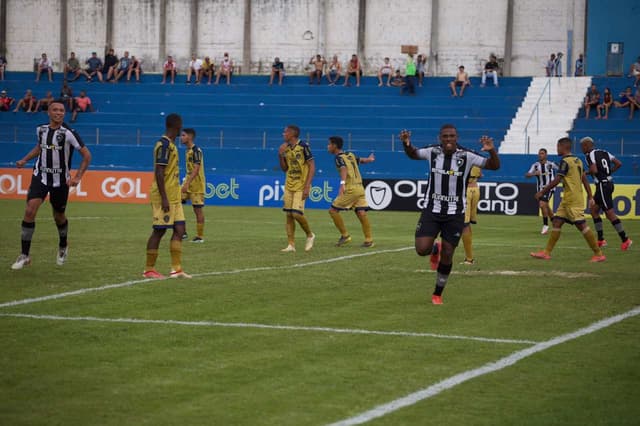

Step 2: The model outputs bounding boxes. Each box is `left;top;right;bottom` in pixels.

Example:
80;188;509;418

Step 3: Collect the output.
166;113;182;130
286;125;300;138
440;123;457;134
182;128;196;138
557;137;572;149
329;136;343;149
539;148;547;154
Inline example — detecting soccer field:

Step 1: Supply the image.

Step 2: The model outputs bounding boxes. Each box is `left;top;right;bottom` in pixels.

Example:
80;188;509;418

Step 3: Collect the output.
0;200;639;426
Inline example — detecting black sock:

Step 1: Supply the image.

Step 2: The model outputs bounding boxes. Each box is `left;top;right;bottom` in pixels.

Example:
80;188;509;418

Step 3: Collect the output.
543;217;548;226
433;263;452;296
612;219;627;242
593;217;604;240
57;220;68;248
21;221;36;256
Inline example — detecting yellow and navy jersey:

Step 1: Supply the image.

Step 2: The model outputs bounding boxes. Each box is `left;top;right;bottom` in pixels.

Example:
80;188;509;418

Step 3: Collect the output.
466;165;482;185
557;154;585;208
150;136;181;204
335;151;363;192
186;144;206;193
284;140;313;192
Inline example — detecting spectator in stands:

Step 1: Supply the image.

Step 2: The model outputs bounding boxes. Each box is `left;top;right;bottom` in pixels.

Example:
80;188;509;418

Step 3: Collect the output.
0;89;14;111
60;81;74;110
574;53;584;76
377;57;394;87
269;57;285;85
199;56;214;84
402;53;417;95
13;89;37;113
545;53;556;77
554;52;563;77
583;83;600;119
597;87;613;120
629;56;640;87
162;55;177;84
112;51;132;83
35;53;53;82
343;54;361;87
390;70;405;87
326;55;342;86
127;56;142;82
0;55;6;81
481;54;499;87
64;52;82;82
34;91;55;112
104;48;118;81
308;54;325;85
81;52;104;82
450;65;471;97
186;54;203;84
71;90;94;122
416;54;427;87
614;87;638;120
215;52;233;85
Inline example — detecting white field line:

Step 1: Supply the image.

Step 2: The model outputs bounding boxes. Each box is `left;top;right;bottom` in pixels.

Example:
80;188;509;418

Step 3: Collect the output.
327;306;640;426
414;270;598;279
0;313;537;345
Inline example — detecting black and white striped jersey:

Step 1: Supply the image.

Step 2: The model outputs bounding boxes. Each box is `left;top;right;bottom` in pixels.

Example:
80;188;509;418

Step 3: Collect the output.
584;149;615;183
414;144;488;214
33;122;85;187
527;160;558;191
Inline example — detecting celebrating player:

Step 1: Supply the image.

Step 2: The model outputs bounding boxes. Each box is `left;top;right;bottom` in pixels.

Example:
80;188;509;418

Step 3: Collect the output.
180;128;206;243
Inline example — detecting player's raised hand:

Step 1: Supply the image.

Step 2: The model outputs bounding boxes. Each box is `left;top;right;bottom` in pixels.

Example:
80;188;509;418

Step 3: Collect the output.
278;142;288;156
479;135;495;151
367;152;375;162
399;129;411;146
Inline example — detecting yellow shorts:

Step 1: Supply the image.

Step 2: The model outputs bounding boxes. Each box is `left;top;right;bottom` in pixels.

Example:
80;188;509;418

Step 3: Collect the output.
464;186;480;224
283;189;305;214
555;204;586;224
152;202;186;229
331;189;369;211
182;192;205;206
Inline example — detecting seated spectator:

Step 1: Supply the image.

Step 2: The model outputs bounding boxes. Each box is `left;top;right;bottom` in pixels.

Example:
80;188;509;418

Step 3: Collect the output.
343;54;361;87
269;57;285;85
554;52;563;77
545;53;556;77
308;54;325;85
127;56;142;82
574;53;584;76
416;54;427;87
614;87;638;120
0;55;6;81
629;56;640;87
34;91;55;112
81;52;104;82
13;89;37;113
71;90;94;122
377;57;394;86
162;55;177;84
583;83;600;119
60;81;74;110
215;52;233;85
326;55;342;85
64;52;82;81
481;54;499;87
199;56;214;84
103;48;118;81
112;51;132;83
35;53;53;82
389;70;405;87
0;89;14;111
186;54;202;84
597;87;613;120
449;65;471;97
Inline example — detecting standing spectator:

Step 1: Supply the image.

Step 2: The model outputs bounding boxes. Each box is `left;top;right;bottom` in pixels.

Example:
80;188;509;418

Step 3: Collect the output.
554;52;564;76
449;65;471;97
278;125;316;253
127;56;142;82
269;57;285;85
199;56;214;84
402;53;417;95
112;51;132;83
103;48;118;81
308;54;325;85
186;54;202;84
597;87;613;120
64;52;82;82
10;100;92;270
583;83;600;119
34;91;55;112
0;54;6;80
13;89;37;113
162;55;177;84
525;148;558;235
35;53;53;82
59;82;74;110
81;52;104;82
416;54;427;87
0;89;14;111
376;57;394;87
343;54;361;87
214;52;233;85
545;53;556;77
71;90;94;122
326;55;342;86
481;54;499;87
574;53;585;76
629;56;640;87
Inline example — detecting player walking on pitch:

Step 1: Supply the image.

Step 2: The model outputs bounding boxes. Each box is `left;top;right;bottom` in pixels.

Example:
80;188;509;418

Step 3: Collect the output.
180;128;206;243
525;148;558;235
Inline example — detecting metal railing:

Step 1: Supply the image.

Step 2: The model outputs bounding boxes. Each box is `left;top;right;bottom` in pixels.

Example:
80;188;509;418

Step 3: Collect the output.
523;78;552;153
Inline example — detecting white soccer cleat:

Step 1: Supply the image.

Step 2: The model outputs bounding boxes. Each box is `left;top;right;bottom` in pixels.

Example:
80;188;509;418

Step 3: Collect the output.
11;254;31;270
281;244;296;252
305;233;316;252
56;246;68;266
169;269;192;279
541;225;549;235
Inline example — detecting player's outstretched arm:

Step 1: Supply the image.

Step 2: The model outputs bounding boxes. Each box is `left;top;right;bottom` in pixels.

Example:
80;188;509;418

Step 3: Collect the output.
400;129;419;159
480;136;500;170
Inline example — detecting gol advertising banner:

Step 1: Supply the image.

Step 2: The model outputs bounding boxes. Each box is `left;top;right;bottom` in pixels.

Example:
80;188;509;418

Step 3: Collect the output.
0;168;153;204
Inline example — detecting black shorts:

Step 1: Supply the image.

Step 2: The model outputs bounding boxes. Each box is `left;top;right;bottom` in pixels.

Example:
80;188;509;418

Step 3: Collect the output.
27;178;69;213
539;188;554;202
415;210;465;247
594;181;614;211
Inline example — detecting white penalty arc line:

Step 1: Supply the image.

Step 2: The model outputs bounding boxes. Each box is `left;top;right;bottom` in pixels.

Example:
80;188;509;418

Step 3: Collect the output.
0;313;537;345
326;305;640;426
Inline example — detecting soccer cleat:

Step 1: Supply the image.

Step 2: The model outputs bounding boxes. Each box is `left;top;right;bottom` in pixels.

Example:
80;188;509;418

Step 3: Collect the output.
191;237;205;243
597;239;607;248
430;241;441;270
621;238;633;251
11;254;31;270
56;246;68;266
169;269;192;279
335;235;352;247
541;225;549;235
281;244;296;252
460;258;475;265
590;254;606;263
305;233;316;252
182;233;188;240
530;251;551;260
142;269;165;279
361;241;375;248
431;295;443;305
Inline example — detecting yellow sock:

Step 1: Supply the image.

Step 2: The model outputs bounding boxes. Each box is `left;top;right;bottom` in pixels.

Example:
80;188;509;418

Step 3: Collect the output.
582;227;602;255
294;213;312;236
145;249;159;271
196;222;204;238
330;210;348;236
545;228;561;254
170;239;182;272
462;229;473;260
356;213;372;242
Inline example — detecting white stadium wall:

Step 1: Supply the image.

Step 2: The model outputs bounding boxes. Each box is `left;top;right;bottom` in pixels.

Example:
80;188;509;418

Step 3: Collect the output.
0;0;586;77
